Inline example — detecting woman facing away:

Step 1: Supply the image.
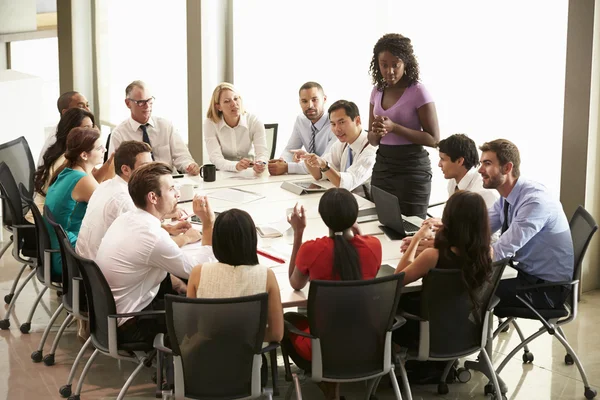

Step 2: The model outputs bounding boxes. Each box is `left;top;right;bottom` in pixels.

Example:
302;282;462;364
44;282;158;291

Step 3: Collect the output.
203;82;269;174
394;190;493;347
44;127;106;278
30;108;113;223
368;33;440;218
285;188;382;400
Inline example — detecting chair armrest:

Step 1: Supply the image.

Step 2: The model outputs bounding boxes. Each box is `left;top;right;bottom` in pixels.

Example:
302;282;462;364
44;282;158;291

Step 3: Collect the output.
516;280;577;293
153;333;173;354
390;316;407;331
489;295;501;310
284;320;315;339
108;310;166;320
398;310;426;322
259;342;280;354
12;224;35;230
427;201;446;209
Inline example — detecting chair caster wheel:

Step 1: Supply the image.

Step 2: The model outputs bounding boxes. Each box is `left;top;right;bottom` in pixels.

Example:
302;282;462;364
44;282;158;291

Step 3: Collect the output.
20;322;30;334
565;354;575;365
522;351;534;363
43;354;55;366
31;350;43;363
457;367;471;383
437;382;449;395
59;384;72;398
585;387;597;399
4;293;13;304
68;395;80;400
0;319;10;330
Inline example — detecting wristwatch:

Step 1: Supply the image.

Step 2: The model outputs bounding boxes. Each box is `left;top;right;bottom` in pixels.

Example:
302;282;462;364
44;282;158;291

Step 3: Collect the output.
320;161;330;173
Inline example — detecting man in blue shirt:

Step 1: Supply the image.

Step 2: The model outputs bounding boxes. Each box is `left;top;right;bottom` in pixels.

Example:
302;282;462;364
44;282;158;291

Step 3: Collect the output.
268;81;335;175
479;139;573;309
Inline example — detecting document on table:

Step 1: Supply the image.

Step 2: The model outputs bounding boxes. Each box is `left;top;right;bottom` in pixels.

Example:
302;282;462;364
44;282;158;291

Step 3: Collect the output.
207;187;265;204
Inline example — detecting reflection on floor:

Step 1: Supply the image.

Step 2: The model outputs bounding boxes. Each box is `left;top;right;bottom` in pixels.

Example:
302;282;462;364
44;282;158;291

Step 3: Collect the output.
1;241;599;400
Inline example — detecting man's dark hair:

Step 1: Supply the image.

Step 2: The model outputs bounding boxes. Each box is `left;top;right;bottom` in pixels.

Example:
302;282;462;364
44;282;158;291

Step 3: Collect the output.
437;134;479;171
56;91;79;114
298;81;324;96
128;162;173;208
115;141;152;177
328;100;360;120
479;139;521;178
212;209;259;266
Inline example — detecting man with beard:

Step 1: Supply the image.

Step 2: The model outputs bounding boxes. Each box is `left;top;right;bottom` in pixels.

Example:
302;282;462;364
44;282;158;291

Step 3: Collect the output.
95;162;215;345
478;139;573;309
268;81;335;175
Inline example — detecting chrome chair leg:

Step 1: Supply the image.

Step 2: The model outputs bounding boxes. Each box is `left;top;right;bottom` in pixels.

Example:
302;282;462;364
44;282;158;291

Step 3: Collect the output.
72;348;100;397
59;337;92;398
396;362;410;400
481;348;503;399
21;285;48;333
0;267;37;328
31;303;64;362
45;313;74;364
116;359;147;400
510;320;532;362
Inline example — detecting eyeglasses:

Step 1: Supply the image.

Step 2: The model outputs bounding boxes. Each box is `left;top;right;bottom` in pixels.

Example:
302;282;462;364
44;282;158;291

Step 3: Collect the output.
128;96;155;107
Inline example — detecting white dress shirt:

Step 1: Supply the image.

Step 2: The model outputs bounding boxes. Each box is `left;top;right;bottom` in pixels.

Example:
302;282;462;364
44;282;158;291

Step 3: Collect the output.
109;116;196;172
281;113;335;174
203;113;268;172
76;175;135;261
320;131;377;191
38;131;57;166
95;208;214;325
446;168;499;208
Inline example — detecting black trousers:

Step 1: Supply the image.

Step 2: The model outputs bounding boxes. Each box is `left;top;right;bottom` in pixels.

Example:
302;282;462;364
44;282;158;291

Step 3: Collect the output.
371;144;432;219
495;270;570;311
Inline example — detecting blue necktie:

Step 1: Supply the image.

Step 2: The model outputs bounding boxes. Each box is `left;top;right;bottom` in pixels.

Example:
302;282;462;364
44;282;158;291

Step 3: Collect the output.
140;124;155;160
346;146;353;171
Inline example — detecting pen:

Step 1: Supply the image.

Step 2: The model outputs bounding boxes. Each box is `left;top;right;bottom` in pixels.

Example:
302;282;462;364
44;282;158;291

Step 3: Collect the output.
257;249;286;264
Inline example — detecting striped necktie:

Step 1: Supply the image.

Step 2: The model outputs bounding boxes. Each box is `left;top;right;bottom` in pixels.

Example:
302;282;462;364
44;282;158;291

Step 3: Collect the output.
309;124;317;153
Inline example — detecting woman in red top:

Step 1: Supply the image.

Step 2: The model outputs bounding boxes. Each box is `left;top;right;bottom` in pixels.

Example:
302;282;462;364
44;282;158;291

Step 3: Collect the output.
284;188;382;400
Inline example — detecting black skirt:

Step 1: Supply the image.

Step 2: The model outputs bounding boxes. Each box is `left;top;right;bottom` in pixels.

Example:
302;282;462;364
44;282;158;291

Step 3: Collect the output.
371;144;432;218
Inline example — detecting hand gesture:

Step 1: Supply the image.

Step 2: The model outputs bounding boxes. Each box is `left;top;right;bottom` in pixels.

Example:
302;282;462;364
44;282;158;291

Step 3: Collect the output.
414;220;436;240
268;159;288;176
287;203;306;232
186;163;200;176
253;161;266;174
303;154;324;169
290;149;308;163
236;158;252;171
192;195;215;226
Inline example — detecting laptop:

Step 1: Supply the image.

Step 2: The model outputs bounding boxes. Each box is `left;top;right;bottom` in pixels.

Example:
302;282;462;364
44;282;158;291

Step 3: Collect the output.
371;185;424;240
281;180;328;195
376;263;396;278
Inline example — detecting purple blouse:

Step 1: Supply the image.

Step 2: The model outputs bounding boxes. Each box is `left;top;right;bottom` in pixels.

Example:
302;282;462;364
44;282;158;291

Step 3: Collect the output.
370;82;434;146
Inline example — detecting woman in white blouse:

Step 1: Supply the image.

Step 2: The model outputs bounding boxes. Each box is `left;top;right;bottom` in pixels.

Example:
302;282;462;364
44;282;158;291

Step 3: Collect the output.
204;82;269;173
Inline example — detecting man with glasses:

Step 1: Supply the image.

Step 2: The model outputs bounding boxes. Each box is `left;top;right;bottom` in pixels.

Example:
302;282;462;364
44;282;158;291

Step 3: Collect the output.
109;80;200;175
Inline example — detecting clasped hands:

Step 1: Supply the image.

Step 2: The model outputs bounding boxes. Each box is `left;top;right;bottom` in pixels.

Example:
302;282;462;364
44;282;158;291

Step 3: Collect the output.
371;114;395;138
400;218;442;254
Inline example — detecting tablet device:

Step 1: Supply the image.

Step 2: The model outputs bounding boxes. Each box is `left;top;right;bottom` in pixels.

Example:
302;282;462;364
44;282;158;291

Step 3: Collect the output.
281;180;328;195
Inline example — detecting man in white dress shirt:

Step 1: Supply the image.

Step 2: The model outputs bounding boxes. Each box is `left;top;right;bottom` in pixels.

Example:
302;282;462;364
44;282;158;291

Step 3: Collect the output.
303;100;377;195
109;80;200;175
76;141;196;261
400;133;499;253
268;81;335;175
38;91;91;166
95;162;215;345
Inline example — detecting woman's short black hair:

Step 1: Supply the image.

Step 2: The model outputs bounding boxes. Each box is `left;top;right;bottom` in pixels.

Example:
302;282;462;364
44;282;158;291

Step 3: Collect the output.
212;208;259;266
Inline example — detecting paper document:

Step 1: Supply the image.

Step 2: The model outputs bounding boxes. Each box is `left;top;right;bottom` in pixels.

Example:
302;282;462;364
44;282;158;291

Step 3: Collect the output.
207;187;265;204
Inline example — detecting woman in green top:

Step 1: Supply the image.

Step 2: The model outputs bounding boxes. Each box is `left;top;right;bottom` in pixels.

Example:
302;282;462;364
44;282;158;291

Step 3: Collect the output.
45;127;107;277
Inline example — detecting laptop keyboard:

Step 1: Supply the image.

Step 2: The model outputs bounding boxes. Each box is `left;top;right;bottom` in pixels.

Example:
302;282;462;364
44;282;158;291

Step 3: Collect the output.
403;219;421;233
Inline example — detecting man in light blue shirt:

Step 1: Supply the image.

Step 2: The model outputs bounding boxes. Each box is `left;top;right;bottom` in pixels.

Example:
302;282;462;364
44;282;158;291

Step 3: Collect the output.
268;82;335;175
479;139;573;308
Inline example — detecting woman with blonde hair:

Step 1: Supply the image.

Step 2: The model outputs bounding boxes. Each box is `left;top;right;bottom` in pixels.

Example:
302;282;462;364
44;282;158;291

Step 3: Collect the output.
203;82;268;173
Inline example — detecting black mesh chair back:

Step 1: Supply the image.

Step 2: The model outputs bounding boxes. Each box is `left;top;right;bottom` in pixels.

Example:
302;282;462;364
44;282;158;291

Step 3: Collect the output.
0;136;36;198
307;273;404;380
104;133;111;163
264;123;278;160
567;206;598;307
164;293;268;399
0;162;26;228
61;237;115;352
420;258;508;358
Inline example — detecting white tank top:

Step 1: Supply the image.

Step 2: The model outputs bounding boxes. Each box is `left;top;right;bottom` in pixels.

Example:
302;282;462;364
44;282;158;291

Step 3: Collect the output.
196;262;268;298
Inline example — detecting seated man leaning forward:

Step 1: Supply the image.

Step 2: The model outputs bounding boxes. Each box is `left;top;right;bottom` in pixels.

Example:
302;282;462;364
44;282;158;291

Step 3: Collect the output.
109;80;200;175
268;81;335;175
478;139;573;310
77;141;194;261
95;162;215;346
303;100;377;197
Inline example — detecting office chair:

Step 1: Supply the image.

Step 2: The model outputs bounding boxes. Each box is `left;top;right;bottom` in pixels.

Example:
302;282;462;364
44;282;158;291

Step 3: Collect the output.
264;123;278;160
154;293;279;399
493;206;598;399
62;239;160;400
0;136;36;198
281;273;406;400
0;162;38;330
392;259;509;400
104;133;111;163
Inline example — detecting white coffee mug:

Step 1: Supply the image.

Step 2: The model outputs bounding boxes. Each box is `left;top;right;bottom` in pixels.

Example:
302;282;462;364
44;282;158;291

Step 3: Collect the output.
179;184;195;202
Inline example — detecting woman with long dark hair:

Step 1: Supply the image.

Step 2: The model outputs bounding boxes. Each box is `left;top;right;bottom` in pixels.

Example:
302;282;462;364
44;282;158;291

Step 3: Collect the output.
285;188;382;399
44;127;106;278
368;33;440;218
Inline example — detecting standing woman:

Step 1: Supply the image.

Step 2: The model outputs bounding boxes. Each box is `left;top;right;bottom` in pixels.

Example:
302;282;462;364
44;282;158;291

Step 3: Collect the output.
368;33;440;218
203;82;269;173
45;127;106;278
